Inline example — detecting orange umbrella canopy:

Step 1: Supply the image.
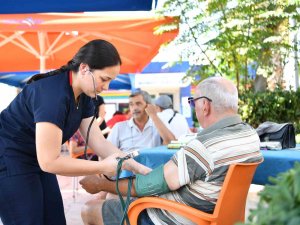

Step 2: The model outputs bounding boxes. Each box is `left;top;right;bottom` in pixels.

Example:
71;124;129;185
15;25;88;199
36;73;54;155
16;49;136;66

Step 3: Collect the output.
0;13;178;73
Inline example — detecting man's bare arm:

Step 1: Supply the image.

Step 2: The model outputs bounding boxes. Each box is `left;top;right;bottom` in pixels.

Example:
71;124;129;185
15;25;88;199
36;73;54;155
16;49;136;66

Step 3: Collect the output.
146;104;176;144
80;160;180;196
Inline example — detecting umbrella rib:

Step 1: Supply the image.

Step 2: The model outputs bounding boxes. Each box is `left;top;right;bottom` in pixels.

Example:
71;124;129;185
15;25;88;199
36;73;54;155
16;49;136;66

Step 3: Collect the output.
45;32;64;56
120;56;135;64
119;20;157;30
115;77;130;84
0;74;14;79
0;33;39;57
85;32;112;40
90;32;150;49
111;34;150;48
15;33;40;57
79;37;92;43
0;32;21;48
21;76;33;83
49;33;90;55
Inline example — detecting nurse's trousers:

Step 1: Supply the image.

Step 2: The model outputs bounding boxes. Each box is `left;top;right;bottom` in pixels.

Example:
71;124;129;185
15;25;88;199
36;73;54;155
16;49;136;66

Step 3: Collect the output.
0;171;66;225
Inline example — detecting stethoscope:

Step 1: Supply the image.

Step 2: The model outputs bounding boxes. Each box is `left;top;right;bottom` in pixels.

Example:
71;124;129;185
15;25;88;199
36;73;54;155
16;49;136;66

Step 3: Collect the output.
82;69;137;224
83;69;99;160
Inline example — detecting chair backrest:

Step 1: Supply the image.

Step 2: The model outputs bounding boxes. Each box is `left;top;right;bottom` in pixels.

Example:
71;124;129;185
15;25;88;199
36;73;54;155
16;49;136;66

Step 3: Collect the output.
212;161;262;225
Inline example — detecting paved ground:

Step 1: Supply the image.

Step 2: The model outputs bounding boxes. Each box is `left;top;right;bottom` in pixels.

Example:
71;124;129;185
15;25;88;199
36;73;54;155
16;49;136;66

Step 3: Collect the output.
0;174;264;225
58;175;93;225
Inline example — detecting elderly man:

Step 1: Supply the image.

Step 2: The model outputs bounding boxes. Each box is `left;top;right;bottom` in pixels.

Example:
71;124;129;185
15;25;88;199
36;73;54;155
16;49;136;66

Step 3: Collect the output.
106;90;175;152
80;77;263;225
154;95;191;139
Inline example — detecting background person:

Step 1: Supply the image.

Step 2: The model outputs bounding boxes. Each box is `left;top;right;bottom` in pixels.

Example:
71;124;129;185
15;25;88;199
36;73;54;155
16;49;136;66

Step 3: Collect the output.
80;76;263;225
69;129;111;200
154;95;191;139
0;39;150;225
96;96;110;138
107;90;175;153
106;110;129;129
69;130;98;161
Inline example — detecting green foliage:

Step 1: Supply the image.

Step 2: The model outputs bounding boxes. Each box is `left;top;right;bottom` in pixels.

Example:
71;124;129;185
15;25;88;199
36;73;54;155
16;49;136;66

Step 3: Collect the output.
239;88;300;132
158;0;300;90
237;162;300;225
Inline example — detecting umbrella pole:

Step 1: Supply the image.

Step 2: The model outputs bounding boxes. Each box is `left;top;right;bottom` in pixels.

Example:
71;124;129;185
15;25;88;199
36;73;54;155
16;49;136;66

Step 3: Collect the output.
38;32;46;73
40;56;46;73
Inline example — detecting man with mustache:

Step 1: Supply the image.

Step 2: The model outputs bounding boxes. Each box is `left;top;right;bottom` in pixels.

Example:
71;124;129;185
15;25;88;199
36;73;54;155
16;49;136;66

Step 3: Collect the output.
106;90;175;153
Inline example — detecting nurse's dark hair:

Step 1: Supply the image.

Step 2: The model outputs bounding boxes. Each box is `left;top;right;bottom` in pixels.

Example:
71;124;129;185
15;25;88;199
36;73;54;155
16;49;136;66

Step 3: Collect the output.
27;39;121;84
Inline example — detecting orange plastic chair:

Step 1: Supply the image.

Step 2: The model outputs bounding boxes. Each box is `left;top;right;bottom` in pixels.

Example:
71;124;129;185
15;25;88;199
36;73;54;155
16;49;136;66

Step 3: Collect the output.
128;160;263;225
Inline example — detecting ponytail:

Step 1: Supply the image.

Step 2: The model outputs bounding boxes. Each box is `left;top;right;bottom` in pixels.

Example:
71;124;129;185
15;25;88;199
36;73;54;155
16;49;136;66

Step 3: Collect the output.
26;60;77;84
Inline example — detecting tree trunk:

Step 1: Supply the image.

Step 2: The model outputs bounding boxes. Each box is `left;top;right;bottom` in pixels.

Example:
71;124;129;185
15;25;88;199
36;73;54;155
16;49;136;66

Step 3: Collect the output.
267;52;284;90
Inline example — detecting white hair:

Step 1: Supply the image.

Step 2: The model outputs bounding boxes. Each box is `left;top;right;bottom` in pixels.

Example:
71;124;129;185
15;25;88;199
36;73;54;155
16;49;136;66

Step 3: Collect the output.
197;77;238;113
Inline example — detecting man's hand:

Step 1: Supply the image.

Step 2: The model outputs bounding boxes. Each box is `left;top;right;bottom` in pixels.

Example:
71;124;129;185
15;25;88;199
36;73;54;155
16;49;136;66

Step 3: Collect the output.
122;158;152;175
80;175;105;194
145;104;176;144
145;104;158;117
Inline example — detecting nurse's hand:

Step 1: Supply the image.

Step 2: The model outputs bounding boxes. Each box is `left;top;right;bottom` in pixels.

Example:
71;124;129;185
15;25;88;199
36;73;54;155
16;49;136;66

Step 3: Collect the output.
100;153;151;177
99;153;121;177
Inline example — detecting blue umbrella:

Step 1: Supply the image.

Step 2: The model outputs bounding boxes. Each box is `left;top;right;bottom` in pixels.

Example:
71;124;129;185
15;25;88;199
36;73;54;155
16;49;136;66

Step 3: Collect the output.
109;74;132;90
0;62;192;89
0;71;132;90
0;71;37;88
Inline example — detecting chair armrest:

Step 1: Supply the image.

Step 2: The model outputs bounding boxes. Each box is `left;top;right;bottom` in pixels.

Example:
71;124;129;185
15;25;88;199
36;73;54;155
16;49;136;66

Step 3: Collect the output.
128;197;217;225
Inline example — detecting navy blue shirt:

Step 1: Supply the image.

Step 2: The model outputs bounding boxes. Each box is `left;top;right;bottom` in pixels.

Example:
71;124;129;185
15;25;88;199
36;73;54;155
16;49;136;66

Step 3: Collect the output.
0;71;94;176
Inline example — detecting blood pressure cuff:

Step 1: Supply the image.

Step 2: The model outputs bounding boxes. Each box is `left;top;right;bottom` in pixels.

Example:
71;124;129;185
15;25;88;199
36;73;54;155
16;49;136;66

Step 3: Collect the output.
135;165;170;197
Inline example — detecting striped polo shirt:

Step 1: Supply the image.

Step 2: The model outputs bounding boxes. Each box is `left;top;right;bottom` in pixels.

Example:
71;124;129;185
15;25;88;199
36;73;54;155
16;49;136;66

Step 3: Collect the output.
147;115;263;225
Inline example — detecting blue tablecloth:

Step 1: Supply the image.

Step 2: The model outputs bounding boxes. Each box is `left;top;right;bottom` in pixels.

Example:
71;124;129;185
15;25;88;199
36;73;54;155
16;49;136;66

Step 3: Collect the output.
120;146;175;178
123;145;300;185
254;145;300;185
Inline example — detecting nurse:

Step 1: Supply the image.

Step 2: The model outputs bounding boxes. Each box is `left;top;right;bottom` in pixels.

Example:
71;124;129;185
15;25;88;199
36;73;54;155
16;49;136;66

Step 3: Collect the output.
0;39;149;225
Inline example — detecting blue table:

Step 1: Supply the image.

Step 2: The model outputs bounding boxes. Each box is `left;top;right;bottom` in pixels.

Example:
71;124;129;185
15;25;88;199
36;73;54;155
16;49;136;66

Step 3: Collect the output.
253;146;300;185
125;145;300;185
121;146;174;178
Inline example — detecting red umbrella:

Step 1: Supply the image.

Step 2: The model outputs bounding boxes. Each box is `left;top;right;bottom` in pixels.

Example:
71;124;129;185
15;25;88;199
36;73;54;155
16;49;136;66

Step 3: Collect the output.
0;13;178;73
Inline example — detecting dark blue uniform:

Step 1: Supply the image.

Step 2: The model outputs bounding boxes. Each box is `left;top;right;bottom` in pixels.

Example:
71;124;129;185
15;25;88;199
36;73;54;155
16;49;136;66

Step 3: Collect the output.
0;71;94;224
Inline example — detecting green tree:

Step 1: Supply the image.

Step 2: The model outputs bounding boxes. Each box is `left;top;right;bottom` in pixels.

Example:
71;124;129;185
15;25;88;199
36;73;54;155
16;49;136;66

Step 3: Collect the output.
158;0;300;90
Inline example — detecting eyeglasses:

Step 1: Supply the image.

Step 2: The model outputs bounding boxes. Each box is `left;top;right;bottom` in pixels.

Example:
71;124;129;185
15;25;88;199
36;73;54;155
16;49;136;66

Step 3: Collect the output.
188;96;212;108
